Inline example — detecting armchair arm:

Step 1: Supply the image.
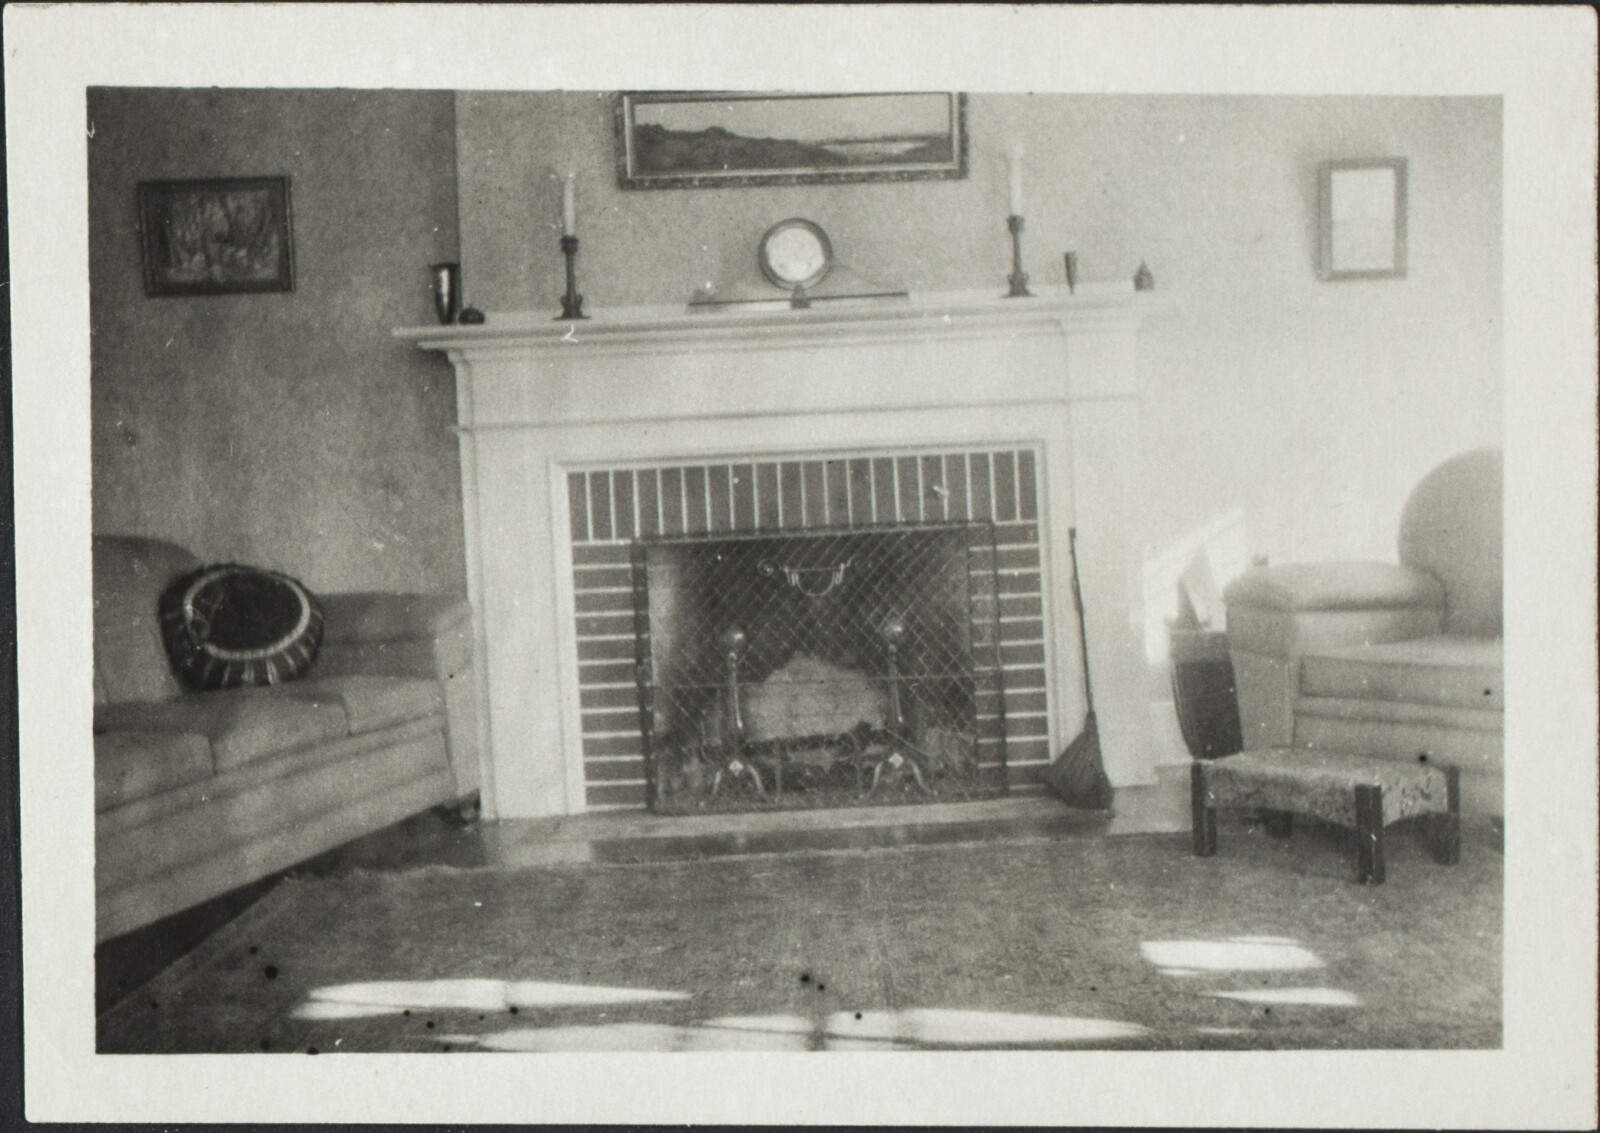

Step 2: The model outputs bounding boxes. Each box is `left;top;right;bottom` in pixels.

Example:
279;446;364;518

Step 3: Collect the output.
1223;563;1445;749
1224;562;1444;657
1223;562;1443;615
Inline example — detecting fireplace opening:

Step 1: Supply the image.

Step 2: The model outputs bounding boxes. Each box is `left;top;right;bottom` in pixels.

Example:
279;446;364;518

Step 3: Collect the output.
631;524;1007;813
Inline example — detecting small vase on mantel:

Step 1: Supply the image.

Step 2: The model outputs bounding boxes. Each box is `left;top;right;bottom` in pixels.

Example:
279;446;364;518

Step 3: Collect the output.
430;262;462;325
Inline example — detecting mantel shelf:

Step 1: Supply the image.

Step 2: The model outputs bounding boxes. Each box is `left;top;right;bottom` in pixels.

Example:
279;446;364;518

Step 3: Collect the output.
396;284;1171;358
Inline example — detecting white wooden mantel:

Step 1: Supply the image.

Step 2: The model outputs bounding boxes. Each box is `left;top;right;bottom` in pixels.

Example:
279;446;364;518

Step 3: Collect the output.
399;284;1168;819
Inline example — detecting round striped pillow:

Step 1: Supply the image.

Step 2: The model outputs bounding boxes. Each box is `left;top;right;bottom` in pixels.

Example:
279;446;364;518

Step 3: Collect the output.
158;563;324;690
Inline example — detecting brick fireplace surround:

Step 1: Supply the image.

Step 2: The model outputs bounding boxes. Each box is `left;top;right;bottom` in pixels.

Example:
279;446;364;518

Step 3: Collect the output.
402;286;1166;818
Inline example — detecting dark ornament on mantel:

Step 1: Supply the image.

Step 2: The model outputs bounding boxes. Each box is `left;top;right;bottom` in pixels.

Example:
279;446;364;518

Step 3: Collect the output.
459;307;486;324
430;262;461;325
1133;261;1155;291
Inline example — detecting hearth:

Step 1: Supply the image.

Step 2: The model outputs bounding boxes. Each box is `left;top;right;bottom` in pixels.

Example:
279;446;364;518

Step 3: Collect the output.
632;524;1005;813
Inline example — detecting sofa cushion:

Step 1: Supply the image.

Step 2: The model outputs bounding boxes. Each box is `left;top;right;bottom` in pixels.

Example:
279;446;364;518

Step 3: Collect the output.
94;730;213;812
97;688;351;771
1300;635;1502;711
1223;562;1443;614
94;536;201;704
159;563;325;690
293;675;445;734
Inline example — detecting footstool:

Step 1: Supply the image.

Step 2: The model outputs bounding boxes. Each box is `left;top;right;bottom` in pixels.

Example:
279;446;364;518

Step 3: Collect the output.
1191;749;1460;884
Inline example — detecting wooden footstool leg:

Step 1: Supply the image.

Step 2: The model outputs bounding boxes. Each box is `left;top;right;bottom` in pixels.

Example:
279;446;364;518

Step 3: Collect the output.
1354;783;1386;884
1191;762;1218;857
1428;765;1462;865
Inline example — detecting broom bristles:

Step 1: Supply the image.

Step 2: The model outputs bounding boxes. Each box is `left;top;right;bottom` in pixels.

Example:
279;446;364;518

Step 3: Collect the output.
1038;712;1114;810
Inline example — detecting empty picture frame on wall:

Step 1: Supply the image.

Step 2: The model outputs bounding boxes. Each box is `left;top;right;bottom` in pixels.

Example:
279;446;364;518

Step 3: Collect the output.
615;92;968;189
138;177;295;296
1317;158;1408;280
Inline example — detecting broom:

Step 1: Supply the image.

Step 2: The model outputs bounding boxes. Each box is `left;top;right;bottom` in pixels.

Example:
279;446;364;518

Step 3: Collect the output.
1038;527;1115;810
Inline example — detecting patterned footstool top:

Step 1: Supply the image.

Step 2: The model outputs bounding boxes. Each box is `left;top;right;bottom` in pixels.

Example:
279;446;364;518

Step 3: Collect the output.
1200;749;1452;830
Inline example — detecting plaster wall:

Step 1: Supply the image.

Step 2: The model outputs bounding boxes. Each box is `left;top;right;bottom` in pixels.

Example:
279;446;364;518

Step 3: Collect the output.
87;88;1502;624
457;93;1502;575
88;88;467;595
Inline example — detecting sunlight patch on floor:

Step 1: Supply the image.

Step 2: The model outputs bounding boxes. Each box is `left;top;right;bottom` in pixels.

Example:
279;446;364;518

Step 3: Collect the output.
1207;987;1361;1007
295;1000;411;1020
292;978;689;1019
823;1037;909;1050
1141;936;1322;974
701;1014;814;1034
1141;938;1359;1011
435;1007;1149;1051
440;1022;810;1052
824;1008;1148;1046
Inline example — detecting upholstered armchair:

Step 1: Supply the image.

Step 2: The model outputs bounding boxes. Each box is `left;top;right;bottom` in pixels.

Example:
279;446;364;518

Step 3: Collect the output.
1222;448;1503;814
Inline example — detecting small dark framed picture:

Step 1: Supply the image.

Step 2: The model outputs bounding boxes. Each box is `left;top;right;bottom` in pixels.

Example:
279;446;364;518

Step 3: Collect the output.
1317;158;1407;281
138;176;295;296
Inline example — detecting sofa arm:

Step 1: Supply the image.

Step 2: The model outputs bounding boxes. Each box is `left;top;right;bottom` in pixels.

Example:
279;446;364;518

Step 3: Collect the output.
315;593;473;681
314;592;482;799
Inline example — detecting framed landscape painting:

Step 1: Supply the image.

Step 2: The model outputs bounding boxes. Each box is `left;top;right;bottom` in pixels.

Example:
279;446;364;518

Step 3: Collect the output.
616;92;968;189
138;176;295;296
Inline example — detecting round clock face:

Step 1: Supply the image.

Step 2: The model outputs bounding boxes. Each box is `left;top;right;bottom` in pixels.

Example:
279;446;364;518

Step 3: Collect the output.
759;218;833;291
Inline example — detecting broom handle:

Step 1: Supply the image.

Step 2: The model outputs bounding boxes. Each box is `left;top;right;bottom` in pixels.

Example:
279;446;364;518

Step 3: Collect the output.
1068;527;1095;711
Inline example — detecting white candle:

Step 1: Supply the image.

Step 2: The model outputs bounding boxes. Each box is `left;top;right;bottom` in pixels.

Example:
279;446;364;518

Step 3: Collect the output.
1008;147;1024;216
561;173;576;236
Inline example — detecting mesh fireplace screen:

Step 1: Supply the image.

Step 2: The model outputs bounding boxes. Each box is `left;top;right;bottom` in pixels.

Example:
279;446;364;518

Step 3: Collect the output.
631;523;1006;813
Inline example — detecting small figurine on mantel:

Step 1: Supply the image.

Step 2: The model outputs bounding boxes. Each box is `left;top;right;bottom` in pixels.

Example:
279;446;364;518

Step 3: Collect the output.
1133;261;1156;291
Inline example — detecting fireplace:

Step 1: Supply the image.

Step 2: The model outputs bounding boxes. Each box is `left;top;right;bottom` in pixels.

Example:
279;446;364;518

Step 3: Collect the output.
567;448;1049;811
402;286;1165;818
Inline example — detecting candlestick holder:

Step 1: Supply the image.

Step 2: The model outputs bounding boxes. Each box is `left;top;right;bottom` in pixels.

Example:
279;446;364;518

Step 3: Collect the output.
556;234;588;320
1006;215;1032;298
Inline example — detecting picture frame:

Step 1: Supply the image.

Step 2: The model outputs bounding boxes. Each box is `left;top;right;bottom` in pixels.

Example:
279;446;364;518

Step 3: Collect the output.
1317;158;1407;280
615;92;967;189
137;176;295;296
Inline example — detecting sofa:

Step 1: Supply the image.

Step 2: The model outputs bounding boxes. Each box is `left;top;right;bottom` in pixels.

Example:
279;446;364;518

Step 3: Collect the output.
93;535;481;942
1222;448;1502;815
